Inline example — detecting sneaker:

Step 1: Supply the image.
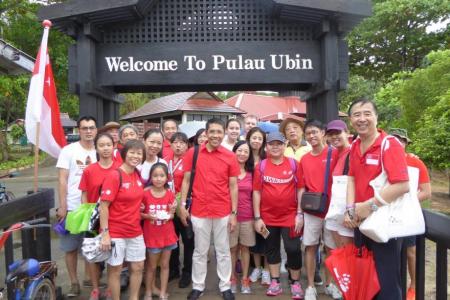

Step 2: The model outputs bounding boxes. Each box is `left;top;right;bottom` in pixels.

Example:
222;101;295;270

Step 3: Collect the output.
102;289;112;300
249;267;262;283
241;278;252;294
266;279;283;296
261;270;271;286
290;281;305;299
305;286;317;300
88;288;100;300
313;271;323;286
66;283;80;298
406;287;416;300
230;277;237;294
324;283;342;299
222;289;235;300
179;272;191;289
187;289;203;300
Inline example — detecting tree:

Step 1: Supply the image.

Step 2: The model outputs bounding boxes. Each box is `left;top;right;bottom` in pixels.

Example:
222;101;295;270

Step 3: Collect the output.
120;93;172;116
338;75;381;113
347;0;450;82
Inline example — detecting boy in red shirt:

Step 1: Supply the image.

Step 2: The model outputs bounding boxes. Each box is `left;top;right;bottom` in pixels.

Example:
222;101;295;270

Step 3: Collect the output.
253;131;304;299
297;120;341;300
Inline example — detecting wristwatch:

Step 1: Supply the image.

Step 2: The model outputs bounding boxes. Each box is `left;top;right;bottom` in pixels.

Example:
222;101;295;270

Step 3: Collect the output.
254;216;261;221
231;210;238;216
368;199;379;212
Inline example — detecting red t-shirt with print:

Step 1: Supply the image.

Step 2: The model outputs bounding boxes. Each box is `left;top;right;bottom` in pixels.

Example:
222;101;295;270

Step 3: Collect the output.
100;169;144;238
162;139;174;160
298;145;338;218
79;161;121;203
348;131;409;203
253;157;299;227
183;144;240;218
142;189;178;248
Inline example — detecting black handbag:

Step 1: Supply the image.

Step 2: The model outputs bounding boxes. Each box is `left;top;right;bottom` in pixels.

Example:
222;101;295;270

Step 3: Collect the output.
301;146;332;214
184;144;199;239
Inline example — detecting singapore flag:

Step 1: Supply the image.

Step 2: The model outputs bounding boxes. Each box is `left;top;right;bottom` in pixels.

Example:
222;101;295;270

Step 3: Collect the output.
25;20;66;158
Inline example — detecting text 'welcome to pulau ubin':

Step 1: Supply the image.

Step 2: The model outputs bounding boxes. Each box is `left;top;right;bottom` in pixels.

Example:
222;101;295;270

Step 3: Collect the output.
104;54;314;72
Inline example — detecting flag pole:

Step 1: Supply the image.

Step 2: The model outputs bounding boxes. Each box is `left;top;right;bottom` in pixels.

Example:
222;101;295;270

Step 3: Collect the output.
33;122;40;193
32;20;52;193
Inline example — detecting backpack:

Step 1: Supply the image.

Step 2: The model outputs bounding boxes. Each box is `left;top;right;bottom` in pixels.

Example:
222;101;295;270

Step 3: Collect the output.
259;157;298;185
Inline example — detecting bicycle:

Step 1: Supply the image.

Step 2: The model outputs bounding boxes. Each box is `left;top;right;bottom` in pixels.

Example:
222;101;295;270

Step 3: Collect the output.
0;218;57;300
0;181;15;204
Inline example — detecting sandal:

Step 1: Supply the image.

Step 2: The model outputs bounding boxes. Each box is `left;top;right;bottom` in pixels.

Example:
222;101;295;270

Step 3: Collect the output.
159;295;169;300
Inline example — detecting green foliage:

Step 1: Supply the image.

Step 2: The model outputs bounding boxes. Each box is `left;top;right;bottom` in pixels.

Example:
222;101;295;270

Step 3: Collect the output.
398;50;450;133
373;72;411;129
338;75;381;113
411;91;450;170
347;0;450;82
0;152;46;171
120;93;172;117
9;124;25;142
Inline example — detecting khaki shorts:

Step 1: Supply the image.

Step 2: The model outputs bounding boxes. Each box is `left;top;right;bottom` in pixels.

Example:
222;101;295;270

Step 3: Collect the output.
107;235;146;266
229;220;256;248
303;213;336;249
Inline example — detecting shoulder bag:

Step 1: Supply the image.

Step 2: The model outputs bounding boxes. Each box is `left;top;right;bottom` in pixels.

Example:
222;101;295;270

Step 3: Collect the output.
301;146;332;214
325;152;350;222
359;136;425;243
184;145;199;239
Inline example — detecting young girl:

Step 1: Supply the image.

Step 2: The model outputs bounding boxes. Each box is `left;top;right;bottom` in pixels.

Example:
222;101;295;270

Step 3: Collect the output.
222;119;241;151
79;133;120;300
230;141;255;294
138;129;167;184
142;163;178;300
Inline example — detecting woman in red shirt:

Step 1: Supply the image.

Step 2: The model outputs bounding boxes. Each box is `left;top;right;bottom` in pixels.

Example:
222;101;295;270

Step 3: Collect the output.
79;133;120;299
141;163;178;300
100;140;146;300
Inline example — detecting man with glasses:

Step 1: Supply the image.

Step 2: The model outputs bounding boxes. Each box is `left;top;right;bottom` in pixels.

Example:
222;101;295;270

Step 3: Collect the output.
56;116;98;297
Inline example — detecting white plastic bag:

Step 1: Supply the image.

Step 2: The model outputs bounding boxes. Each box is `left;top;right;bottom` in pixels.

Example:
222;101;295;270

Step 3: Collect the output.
325;175;348;224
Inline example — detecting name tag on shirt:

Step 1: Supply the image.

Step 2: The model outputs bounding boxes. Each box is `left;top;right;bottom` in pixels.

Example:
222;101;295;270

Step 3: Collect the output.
366;154;379;166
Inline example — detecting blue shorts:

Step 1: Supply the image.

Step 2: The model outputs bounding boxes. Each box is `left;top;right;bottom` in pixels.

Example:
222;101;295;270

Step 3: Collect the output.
147;243;178;254
59;232;83;252
403;235;416;248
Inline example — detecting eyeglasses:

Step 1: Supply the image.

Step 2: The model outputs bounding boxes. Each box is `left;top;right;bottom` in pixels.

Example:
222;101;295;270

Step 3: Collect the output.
79;126;97;131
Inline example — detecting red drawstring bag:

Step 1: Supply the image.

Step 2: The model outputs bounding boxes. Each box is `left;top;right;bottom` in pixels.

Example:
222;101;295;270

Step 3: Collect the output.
325;243;380;300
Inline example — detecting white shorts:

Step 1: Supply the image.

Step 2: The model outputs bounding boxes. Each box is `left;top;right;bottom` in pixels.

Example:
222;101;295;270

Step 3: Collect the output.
107;235;146;266
325;218;354;238
303;213;336;249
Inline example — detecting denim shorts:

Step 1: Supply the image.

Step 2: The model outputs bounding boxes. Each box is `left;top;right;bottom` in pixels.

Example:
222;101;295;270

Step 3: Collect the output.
147;243;178;254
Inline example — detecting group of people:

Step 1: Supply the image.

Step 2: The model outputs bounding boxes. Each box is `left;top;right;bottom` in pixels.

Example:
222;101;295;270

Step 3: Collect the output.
56;98;430;300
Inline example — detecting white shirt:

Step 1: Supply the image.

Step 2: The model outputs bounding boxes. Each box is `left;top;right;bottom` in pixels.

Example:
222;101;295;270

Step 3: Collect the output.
137;157;167;184
56;142;97;211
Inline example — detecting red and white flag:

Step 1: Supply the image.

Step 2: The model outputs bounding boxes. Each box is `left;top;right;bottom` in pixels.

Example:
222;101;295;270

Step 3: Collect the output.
25;21;67;158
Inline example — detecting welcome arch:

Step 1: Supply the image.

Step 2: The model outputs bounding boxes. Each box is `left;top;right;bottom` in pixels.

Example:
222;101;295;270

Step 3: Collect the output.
39;0;371;125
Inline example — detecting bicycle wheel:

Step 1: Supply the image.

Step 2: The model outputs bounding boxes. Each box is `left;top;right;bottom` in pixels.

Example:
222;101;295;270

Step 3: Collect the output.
6;191;15;201
29;278;55;300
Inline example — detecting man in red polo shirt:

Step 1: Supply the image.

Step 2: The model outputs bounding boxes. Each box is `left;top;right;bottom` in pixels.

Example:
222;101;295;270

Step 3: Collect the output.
344;99;409;300
161;119;177;158
179;118;239;300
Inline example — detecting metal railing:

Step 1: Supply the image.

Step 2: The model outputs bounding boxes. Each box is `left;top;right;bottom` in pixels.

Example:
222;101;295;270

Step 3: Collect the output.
402;209;450;300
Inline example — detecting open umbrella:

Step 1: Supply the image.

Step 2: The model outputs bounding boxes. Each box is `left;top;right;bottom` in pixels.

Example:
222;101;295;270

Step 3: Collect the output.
179;121;206;139
325;244;380;300
257;121;279;134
